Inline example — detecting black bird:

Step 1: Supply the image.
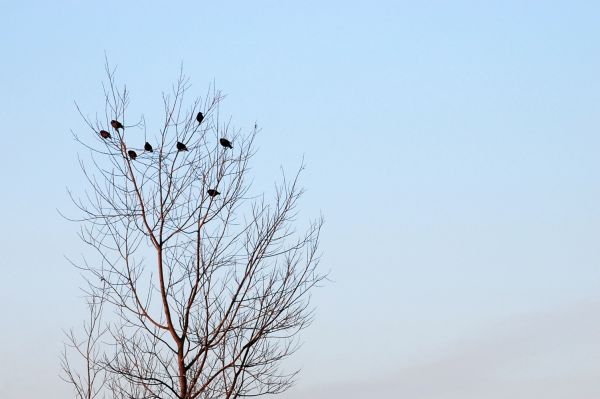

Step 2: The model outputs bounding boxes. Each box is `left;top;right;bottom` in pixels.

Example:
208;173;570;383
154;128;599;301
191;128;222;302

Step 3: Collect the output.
144;142;153;152
111;120;124;130
176;141;188;151
207;189;220;197
219;138;233;149
128;150;137;160
196;112;204;124
99;130;111;139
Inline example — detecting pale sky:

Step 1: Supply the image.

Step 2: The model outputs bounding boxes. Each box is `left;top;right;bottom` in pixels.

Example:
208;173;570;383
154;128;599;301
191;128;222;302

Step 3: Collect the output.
1;1;599;398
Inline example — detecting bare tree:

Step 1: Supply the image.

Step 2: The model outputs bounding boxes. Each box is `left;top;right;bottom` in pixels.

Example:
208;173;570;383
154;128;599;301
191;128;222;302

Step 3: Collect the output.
61;294;108;399
62;63;324;399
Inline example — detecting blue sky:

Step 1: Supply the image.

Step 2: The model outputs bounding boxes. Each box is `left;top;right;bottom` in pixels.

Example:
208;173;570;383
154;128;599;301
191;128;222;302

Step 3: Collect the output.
1;1;599;398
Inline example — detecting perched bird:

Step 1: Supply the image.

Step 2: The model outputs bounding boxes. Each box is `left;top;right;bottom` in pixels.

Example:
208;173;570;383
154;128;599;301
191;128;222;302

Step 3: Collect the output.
219;138;233;149
144;142;153;152
99;130;111;139
207;189;220;197
196;112;204;124
128;150;137;160
111;120;124;130
176;141;188;151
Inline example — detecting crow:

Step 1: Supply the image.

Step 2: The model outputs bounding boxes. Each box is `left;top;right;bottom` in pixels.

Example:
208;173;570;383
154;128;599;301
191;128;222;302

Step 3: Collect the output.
176;141;188;151
219;138;233;149
128;150;137;160
144;142;153;152
196;112;204;124
99;130;111;139
207;189;220;197
111;120;124;130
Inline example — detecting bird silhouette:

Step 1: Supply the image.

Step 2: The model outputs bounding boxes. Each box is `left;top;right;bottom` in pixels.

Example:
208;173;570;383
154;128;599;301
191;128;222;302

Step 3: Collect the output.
219;138;233;149
207;189;220;197
144;142;153;152
176;141;188;151
111;120;124;130
196;112;204;124
128;150;137;160
99;130;111;139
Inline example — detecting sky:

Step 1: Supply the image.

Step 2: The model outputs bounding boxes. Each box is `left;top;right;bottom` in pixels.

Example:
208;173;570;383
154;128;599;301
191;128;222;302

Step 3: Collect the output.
0;1;599;398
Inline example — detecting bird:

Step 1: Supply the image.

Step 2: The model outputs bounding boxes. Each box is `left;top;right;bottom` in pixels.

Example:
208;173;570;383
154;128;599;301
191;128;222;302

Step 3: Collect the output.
176;141;188;151
111;120;124;130
99;130;111;139
196;112;204;124
207;189;220;197
144;142;153;152
219;138;233;149
128;150;137;160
